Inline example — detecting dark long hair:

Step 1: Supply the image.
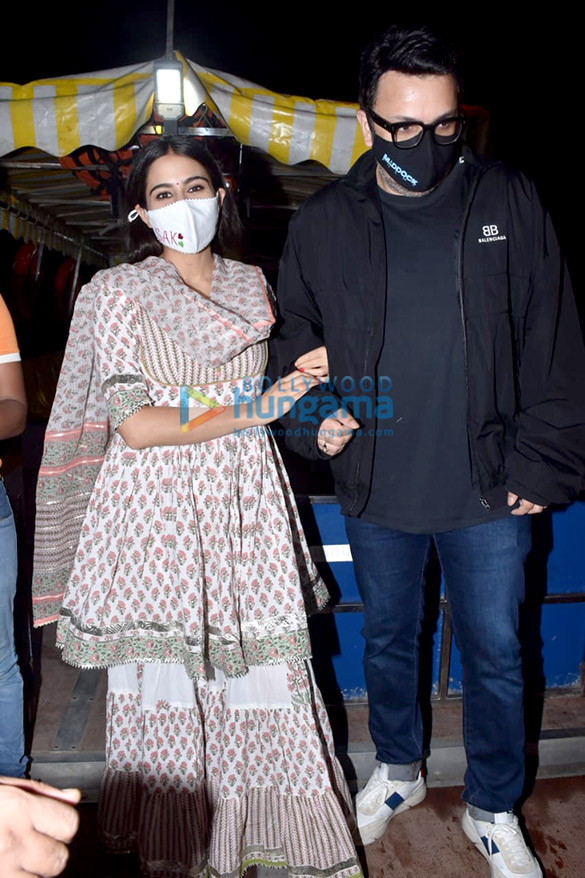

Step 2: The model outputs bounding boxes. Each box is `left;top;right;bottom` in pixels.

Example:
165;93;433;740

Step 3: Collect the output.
125;136;242;264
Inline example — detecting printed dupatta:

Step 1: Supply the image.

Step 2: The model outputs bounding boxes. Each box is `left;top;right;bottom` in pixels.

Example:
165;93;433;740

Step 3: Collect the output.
32;255;275;625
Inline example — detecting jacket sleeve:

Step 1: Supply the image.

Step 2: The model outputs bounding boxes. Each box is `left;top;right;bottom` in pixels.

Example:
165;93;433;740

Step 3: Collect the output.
505;179;585;506
267;209;341;460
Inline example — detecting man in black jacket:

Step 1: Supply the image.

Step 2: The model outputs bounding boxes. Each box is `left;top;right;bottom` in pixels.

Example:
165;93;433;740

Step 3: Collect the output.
272;24;585;878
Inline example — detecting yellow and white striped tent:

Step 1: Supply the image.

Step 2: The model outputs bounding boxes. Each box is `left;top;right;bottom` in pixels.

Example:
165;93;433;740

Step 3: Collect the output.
0;54;367;175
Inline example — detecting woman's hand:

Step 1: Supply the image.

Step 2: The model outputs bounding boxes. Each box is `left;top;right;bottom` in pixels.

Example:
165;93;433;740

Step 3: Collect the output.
295;346;329;379
253;370;319;424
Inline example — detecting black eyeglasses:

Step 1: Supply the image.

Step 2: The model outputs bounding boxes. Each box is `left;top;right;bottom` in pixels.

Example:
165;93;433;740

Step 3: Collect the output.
369;109;466;149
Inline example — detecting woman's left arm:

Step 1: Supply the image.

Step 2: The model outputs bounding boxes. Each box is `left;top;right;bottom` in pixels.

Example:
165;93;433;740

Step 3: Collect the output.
94;288;318;450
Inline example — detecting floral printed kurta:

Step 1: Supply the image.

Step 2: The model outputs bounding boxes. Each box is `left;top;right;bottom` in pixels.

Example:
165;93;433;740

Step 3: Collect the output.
56;257;327;678
46;256;360;878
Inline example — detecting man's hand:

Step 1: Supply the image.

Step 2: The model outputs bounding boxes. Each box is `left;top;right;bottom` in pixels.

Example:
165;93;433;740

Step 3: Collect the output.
0;777;81;877
318;409;359;456
507;492;547;515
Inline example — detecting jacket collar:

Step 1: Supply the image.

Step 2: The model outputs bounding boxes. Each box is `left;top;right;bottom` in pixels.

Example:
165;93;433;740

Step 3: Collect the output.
341;149;379;201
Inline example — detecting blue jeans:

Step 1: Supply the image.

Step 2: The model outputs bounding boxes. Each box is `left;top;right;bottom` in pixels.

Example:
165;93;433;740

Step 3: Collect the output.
0;480;26;777
345;514;531;814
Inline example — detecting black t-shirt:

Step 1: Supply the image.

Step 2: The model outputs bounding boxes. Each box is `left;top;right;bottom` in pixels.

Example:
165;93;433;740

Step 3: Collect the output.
361;160;509;533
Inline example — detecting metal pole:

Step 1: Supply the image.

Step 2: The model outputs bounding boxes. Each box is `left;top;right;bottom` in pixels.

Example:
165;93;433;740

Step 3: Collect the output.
437;603;453;701
34;240;44;284
166;0;175;60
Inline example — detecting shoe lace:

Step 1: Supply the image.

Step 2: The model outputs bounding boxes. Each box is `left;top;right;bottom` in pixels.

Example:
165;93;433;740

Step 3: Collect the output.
488;822;533;869
359;771;399;809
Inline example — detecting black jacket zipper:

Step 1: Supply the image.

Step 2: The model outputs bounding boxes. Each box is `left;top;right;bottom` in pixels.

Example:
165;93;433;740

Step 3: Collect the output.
347;324;375;514
456;161;491;510
347;189;386;516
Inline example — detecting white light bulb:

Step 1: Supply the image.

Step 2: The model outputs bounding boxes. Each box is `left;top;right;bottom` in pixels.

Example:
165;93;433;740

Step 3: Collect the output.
155;68;182;105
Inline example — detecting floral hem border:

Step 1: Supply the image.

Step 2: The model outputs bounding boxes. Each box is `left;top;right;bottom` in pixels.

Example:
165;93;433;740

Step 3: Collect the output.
56;622;313;679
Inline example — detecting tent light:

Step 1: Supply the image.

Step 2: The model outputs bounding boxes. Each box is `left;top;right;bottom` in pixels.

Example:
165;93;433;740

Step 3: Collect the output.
154;59;184;122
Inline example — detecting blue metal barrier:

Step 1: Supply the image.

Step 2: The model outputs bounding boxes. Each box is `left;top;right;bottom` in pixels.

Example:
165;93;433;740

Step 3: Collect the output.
301;497;585;701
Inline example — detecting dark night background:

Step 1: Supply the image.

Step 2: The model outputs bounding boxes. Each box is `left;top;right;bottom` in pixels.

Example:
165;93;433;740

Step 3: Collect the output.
1;2;580;287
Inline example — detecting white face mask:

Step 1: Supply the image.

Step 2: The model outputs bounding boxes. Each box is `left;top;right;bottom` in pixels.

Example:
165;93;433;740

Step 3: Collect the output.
129;195;220;254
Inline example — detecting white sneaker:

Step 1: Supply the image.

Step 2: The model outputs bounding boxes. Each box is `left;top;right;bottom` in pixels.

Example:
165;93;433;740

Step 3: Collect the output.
462;810;543;878
355;763;427;845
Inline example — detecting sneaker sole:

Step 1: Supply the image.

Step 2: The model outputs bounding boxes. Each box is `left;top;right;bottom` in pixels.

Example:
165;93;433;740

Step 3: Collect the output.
358;781;427;846
461;811;542;878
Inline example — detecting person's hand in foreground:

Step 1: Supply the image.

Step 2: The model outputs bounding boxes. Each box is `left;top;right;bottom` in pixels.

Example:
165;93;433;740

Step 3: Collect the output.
0;776;81;877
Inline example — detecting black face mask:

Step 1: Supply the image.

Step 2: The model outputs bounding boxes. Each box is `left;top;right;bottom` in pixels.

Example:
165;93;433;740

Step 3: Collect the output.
371;129;461;193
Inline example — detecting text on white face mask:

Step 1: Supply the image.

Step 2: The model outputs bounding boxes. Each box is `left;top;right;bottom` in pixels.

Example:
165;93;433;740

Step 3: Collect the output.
129;195;220;254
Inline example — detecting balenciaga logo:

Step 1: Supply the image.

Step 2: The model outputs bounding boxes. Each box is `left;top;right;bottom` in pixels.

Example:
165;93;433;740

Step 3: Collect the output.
382;153;418;187
478;224;507;244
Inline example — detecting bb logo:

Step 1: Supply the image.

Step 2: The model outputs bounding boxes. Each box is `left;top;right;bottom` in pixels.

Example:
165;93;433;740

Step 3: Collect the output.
483;225;499;237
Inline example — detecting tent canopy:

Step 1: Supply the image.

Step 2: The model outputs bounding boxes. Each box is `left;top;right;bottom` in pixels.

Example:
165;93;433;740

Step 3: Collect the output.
0;55;367;175
0;56;487;260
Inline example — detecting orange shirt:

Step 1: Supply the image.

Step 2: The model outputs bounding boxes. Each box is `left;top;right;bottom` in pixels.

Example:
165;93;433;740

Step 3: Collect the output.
0;295;20;364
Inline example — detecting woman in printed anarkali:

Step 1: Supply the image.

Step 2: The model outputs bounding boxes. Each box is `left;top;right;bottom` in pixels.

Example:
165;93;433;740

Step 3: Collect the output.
33;137;361;878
